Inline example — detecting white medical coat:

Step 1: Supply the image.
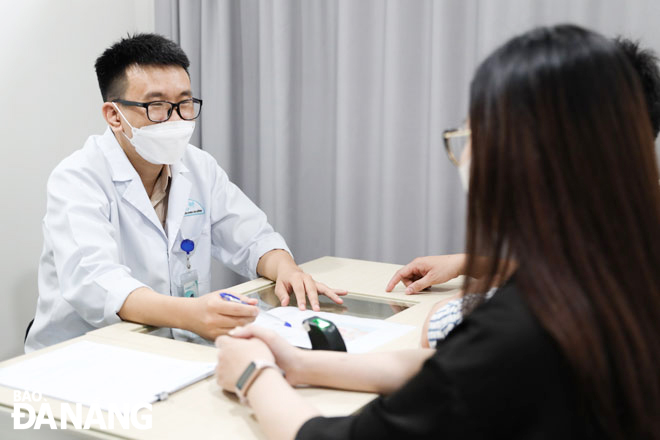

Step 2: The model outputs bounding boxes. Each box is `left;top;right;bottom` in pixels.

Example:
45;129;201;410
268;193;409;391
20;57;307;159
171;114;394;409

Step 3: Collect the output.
25;128;290;352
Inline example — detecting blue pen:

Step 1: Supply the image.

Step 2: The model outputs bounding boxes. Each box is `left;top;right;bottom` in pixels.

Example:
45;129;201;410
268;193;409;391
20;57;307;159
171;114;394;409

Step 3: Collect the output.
219;292;292;328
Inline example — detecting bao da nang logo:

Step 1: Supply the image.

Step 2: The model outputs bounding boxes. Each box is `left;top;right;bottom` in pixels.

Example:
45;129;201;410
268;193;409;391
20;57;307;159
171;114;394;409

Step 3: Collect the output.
12;391;152;430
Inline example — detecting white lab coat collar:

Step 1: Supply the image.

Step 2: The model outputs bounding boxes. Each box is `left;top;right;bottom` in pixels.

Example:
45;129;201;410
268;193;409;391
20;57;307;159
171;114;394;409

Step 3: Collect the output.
98;128;192;246
99;128;139;183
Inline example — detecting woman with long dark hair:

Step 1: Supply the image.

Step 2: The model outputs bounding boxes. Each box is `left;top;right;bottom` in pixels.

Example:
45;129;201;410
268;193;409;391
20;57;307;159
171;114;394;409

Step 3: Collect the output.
215;25;660;439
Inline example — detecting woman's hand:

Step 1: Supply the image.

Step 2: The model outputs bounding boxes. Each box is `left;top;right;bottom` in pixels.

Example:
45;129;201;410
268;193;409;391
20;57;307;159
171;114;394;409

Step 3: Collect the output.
228;325;307;386
215;333;275;393
216;326;322;440
386;254;466;294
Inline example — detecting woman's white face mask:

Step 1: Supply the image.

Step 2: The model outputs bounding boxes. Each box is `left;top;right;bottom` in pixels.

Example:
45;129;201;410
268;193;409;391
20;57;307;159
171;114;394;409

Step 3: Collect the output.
113;103;195;165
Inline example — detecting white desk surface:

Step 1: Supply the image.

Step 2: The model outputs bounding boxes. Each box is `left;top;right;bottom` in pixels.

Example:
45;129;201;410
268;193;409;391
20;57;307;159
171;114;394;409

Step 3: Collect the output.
0;256;460;439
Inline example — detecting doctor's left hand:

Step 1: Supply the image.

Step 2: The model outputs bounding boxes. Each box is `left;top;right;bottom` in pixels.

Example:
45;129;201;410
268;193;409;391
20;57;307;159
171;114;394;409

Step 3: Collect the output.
275;266;348;312
257;249;348;311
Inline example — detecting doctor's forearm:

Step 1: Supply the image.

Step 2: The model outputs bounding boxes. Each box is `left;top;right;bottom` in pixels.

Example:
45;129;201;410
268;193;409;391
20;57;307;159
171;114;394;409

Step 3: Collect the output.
118;287;191;329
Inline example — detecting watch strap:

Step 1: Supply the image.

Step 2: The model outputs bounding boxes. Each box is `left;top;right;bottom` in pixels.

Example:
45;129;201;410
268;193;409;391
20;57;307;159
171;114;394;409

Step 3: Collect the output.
235;360;284;405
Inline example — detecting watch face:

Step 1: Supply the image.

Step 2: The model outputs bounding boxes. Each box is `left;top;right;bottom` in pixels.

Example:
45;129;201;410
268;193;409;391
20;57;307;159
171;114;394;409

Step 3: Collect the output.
236;361;257;391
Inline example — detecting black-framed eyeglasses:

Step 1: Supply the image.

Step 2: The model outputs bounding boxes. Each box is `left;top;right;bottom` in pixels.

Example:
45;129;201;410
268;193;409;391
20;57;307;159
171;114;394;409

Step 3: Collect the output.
112;98;203;122
443;126;471;166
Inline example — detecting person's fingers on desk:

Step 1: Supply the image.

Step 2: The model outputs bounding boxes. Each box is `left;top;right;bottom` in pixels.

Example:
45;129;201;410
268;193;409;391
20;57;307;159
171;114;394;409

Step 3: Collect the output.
385;271;405;292
404;275;435;295
303;275;320;311
274;272;308;310
385;269;403;292
290;275;308;311
316;281;346;305
388;255;467;294
386;263;423;292
402;256;465;293
274;278;291;307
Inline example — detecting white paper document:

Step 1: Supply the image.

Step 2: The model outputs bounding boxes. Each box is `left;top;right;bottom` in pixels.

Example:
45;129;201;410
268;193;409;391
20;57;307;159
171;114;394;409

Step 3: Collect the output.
0;341;215;411
254;307;415;352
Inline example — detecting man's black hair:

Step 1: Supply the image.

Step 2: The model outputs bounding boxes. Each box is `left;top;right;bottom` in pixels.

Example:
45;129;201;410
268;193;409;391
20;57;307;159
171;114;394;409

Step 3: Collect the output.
94;33;190;102
614;37;660;138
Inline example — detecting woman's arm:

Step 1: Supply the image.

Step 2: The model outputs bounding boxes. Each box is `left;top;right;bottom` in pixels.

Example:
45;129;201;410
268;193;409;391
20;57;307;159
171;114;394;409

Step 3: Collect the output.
247;369;319;440
420;293;462;348
227;325;435;394
215;330;435;440
290;347;435;394
240;348;434;440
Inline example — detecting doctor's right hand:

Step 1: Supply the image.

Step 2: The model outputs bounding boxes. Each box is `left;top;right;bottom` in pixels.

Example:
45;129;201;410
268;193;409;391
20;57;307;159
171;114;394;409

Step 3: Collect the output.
187;293;259;341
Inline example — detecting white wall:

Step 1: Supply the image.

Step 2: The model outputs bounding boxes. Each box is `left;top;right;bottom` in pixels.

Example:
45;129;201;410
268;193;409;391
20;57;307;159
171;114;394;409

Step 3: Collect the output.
0;0;154;361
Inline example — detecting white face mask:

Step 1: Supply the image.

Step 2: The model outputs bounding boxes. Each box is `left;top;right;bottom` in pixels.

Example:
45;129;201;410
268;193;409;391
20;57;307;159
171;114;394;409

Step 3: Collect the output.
113;103;195;165
458;157;471;192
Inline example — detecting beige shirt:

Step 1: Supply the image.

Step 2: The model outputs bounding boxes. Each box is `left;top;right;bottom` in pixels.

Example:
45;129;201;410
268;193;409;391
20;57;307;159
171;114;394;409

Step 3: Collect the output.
150;165;171;230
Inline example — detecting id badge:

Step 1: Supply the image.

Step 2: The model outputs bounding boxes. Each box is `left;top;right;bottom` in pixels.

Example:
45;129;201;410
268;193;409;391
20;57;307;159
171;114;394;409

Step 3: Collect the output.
180;269;199;298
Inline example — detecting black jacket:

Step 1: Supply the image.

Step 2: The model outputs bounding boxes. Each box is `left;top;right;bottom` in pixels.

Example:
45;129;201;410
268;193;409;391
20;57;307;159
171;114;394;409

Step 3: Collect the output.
297;279;598;439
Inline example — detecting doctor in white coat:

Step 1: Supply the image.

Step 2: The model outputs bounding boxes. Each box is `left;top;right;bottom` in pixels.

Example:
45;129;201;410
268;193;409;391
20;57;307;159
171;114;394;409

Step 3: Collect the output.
25;33;345;352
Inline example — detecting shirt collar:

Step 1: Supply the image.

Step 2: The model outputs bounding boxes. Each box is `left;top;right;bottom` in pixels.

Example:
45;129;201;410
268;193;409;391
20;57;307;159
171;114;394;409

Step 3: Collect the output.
150;165;171;206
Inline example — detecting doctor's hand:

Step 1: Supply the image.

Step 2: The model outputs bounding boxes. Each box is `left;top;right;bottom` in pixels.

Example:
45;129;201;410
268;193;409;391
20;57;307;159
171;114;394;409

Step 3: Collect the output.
275;265;348;312
258;249;348;311
227;325;306;386
187;293;259;341
386;254;466;294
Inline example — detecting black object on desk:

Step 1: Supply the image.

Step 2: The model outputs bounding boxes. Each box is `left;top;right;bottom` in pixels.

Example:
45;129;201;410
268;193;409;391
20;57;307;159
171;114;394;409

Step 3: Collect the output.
303;316;347;351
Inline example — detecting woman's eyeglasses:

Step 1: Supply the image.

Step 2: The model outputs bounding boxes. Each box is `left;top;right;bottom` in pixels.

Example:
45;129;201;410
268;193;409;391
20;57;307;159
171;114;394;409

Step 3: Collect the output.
443;126;471;166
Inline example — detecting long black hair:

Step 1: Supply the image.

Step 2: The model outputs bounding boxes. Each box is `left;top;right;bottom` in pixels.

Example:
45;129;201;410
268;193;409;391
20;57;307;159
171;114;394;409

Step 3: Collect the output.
465;24;660;438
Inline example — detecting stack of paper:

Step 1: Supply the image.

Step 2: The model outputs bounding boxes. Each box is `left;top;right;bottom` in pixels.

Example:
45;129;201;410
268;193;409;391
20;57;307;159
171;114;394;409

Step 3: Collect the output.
0;341;215;411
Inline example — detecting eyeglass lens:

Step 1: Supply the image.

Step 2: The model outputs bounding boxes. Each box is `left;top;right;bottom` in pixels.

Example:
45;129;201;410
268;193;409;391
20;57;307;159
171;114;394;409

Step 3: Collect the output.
447;133;470;165
148;100;201;122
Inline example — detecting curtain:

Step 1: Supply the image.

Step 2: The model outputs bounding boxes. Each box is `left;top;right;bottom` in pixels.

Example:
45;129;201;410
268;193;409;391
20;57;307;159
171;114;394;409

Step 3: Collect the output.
155;0;660;289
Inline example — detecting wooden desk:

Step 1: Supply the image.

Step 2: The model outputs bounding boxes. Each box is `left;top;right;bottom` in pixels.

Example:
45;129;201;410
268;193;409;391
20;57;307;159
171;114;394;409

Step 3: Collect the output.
0;257;460;439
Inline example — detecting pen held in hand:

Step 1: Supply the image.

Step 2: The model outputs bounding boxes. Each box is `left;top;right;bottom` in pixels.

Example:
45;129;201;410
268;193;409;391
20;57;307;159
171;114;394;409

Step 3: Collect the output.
219;292;292;328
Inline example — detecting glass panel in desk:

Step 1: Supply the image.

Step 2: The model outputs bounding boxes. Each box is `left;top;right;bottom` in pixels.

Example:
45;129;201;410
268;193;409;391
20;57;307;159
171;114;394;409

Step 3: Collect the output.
245;284;413;319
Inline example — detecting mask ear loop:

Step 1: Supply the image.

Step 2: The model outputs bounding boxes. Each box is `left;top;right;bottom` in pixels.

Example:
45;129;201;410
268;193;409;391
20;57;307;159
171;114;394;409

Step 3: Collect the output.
112;103;136;141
